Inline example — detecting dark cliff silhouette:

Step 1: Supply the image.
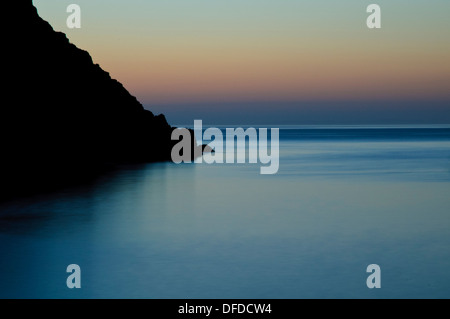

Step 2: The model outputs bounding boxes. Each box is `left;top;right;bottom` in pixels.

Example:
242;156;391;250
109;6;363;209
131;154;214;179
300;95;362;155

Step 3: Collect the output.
2;1;197;199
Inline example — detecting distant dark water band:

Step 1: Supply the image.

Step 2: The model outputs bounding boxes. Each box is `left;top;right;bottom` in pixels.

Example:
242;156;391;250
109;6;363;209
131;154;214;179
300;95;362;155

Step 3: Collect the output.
195;128;450;141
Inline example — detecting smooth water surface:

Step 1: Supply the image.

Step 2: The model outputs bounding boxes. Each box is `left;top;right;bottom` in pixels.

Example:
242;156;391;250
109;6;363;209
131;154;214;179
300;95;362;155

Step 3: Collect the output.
1;126;450;298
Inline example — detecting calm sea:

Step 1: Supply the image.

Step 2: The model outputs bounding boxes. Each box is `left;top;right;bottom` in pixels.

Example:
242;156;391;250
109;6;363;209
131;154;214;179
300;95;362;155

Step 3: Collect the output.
1;125;450;298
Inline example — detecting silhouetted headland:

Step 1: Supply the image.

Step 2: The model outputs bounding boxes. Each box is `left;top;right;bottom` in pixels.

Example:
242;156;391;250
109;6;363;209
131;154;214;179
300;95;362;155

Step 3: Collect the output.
1;1;199;200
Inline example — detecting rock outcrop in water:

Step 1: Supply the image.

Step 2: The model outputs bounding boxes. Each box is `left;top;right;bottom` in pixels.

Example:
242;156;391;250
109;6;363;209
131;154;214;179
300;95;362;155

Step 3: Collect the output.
1;1;193;199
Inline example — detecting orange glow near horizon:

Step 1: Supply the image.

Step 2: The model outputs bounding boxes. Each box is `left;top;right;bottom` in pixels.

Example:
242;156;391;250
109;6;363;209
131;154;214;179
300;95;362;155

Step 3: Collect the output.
93;37;450;104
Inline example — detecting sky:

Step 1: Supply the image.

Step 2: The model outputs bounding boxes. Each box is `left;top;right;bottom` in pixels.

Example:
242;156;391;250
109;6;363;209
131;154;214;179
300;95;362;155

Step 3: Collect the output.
33;0;450;125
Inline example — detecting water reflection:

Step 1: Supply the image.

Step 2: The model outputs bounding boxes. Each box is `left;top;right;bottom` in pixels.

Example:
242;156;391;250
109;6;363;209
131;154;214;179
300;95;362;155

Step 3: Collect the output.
0;129;450;298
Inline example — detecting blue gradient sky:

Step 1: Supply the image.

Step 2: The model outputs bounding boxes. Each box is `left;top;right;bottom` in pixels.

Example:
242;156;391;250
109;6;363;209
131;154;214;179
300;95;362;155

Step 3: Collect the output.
34;0;450;124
